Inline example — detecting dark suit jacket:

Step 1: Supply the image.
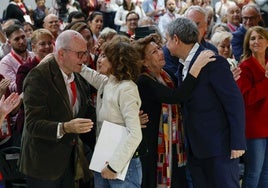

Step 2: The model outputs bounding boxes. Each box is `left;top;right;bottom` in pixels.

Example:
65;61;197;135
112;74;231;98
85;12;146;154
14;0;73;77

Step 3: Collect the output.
180;46;246;159
231;26;247;61
4;3;29;23
19;54;95;180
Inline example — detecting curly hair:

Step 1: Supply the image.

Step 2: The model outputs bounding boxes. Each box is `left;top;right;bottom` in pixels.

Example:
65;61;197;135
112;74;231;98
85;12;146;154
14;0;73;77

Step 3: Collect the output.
102;35;141;82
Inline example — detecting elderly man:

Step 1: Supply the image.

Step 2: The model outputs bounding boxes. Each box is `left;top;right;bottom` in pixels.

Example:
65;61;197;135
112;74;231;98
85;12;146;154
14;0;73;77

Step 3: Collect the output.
231;3;262;61
226;4;242;32
19;30;96;188
43;13;60;39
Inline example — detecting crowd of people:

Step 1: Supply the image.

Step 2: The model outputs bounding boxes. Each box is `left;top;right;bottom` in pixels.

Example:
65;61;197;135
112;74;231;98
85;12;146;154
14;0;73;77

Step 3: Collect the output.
0;0;268;188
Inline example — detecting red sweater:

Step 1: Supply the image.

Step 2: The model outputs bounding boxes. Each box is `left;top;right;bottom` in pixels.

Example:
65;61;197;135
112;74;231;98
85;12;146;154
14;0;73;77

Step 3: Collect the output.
237;56;268;139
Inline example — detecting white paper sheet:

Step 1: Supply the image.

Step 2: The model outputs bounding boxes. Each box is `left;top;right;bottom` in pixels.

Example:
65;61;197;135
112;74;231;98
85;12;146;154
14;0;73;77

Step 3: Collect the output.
89;121;130;180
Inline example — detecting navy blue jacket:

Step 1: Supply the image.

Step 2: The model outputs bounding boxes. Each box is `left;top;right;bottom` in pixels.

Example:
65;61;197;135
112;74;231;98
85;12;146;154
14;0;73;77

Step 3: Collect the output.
180;45;246;158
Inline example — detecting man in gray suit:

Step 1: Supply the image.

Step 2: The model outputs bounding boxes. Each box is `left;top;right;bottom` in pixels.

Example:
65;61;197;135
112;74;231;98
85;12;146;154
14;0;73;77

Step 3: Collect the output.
19;30;95;188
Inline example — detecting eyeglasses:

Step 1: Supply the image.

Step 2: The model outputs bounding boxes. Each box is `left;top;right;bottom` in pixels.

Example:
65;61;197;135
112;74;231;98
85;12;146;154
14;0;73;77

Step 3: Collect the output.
126;18;139;22
242;16;258;21
63;49;89;59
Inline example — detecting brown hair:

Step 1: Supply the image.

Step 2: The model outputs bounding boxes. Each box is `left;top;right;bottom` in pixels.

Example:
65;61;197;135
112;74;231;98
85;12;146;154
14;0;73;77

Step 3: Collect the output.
132;33;162;60
102;35;141;81
242;26;268;61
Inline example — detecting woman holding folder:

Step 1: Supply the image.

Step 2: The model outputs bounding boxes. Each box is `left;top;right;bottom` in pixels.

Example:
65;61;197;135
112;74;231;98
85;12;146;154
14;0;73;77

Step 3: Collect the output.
80;35;143;187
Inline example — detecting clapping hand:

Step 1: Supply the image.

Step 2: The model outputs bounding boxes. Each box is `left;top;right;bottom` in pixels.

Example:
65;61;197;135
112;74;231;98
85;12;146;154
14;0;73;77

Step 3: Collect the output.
0;78;11;97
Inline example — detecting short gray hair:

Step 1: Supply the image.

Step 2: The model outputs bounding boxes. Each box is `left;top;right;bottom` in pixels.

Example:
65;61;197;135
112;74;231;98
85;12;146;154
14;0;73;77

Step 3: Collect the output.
184;5;208;21
167;17;199;44
55;30;84;53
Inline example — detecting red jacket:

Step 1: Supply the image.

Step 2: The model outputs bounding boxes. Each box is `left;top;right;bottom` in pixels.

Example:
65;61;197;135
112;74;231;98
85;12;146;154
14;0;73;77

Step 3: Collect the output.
237;56;268;138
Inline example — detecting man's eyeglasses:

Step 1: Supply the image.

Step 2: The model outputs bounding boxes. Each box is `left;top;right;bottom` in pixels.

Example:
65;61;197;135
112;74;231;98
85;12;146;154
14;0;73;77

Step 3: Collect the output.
63;49;89;59
126;18;139;22
242;16;258;21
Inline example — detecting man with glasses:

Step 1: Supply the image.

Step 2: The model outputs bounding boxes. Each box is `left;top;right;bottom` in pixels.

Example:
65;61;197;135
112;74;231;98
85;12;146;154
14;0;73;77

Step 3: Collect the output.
231;3;262;61
19;30;96;188
119;11;140;39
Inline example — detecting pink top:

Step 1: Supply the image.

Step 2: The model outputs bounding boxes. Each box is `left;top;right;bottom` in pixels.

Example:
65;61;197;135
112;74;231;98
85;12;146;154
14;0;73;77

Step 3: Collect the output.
0;50;35;92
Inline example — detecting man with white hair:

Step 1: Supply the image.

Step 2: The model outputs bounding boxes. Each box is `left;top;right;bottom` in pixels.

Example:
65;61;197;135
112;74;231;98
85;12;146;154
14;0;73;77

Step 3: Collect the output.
19;30;95;188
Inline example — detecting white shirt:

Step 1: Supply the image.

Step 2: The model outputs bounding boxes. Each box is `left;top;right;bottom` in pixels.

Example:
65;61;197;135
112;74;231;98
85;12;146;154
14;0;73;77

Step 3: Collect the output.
180;43;200;80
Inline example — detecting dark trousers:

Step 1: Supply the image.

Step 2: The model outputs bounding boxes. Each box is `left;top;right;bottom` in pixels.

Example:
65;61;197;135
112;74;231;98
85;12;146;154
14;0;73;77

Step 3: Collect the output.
27;166;75;188
27;152;75;188
188;154;240;188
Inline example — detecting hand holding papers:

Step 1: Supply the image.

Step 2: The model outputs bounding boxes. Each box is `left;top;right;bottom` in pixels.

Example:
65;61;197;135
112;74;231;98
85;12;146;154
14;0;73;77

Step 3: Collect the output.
89;121;130;180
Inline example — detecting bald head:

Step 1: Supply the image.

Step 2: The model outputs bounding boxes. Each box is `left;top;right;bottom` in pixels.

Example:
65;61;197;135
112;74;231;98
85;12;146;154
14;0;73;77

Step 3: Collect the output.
55;30;86;53
43;14;60;37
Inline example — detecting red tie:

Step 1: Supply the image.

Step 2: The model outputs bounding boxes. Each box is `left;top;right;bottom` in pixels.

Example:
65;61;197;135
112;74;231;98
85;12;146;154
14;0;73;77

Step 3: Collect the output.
70;81;77;106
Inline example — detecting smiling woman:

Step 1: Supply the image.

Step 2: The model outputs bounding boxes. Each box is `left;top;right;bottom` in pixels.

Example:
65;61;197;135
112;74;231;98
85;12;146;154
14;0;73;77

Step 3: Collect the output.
79;35;143;188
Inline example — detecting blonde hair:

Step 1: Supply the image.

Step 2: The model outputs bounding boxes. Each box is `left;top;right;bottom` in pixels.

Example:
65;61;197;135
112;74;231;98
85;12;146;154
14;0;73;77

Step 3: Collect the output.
31;28;54;45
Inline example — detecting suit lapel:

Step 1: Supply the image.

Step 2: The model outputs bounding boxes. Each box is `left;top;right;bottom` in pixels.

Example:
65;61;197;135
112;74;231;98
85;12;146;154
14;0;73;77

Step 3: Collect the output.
188;46;205;73
49;57;73;117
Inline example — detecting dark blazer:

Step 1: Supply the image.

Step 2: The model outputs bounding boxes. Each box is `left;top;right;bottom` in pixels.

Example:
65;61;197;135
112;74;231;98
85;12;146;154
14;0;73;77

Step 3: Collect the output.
4;3;30;23
19;54;95;180
231;26;247;61
180;46;246;159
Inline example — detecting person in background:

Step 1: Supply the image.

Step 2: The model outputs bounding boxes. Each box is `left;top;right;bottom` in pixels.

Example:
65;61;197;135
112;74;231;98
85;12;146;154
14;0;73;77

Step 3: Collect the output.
210;31;237;69
0;92;20;129
226;4;241;33
15;28;54;134
165;17;246;188
22;22;35;51
98;0;120;30
184;5;218;53
210;22;231;36
67;11;86;24
119;11;139;39
114;0;145;32
87;11;104;45
43;13;61;39
19;30;95;188
0;74;21;150
214;0;236;23
4;0;31;24
0;19;22;60
33;0;49;29
80;35;142;188
134;33;215;188
0;24;35;92
158;0;180;37
236;26;268;188
142;0;165;23
231;3;262;61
